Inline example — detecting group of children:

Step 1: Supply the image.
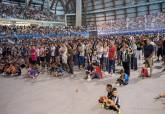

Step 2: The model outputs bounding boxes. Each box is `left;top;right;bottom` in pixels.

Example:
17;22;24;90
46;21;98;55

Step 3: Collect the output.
99;84;120;114
85;62;104;81
0;63;21;76
85;61;130;87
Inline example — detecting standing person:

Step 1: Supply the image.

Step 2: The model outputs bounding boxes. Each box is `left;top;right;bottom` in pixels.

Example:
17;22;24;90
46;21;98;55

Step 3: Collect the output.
103;42;109;73
39;45;46;68
36;46;40;66
108;41;116;75
60;44;68;72
30;46;37;65
50;44;56;62
162;37;165;71
156;38;163;61
96;42;104;69
55;44;60;57
45;46;51;68
121;43;131;76
131;41;138;70
143;39;154;76
77;43;85;69
136;40;143;65
67;44;74;75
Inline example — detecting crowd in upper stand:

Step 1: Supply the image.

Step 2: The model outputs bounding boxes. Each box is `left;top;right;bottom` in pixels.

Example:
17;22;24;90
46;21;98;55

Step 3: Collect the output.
0;3;55;21
97;12;165;31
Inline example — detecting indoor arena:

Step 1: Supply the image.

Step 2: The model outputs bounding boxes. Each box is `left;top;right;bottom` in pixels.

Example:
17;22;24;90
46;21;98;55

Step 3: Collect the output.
0;0;165;114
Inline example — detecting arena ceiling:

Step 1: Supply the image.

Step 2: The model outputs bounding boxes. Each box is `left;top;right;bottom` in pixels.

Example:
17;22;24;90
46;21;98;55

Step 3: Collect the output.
7;0;76;13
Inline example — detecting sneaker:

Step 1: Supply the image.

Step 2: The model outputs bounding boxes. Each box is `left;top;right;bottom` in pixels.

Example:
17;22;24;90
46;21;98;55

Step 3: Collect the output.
116;83;120;86
117;110;121;114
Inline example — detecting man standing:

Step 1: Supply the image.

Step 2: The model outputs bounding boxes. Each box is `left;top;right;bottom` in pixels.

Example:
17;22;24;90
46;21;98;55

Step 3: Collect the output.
144;39;154;76
108;40;116;75
162;37;165;71
67;44;74;75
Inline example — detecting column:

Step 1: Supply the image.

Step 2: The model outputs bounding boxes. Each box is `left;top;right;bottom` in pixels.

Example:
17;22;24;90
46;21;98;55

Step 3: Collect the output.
76;0;82;26
46;0;50;13
25;0;30;8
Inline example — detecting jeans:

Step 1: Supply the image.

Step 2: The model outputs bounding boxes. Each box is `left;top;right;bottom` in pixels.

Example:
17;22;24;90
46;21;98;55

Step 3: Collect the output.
131;54;137;70
109;59;116;73
122;61;130;76
103;57;109;72
78;55;85;68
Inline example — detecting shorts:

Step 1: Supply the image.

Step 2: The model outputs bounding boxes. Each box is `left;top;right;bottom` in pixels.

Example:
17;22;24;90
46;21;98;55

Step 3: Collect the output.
45;56;50;63
31;60;37;65
40;57;45;62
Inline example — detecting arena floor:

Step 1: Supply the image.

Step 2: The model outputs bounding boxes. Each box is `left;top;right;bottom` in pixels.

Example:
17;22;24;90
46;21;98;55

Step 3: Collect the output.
0;61;165;114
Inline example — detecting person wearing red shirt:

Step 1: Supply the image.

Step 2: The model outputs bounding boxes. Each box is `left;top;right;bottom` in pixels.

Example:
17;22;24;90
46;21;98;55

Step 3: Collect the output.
108;41;116;74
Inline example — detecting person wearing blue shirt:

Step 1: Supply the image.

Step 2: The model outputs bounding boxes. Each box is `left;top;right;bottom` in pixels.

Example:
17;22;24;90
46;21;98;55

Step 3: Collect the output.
116;69;129;86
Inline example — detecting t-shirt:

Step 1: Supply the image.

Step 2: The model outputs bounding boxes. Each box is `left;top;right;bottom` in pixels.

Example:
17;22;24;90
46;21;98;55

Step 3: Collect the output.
51;46;56;56
31;49;37;61
108;45;116;60
36;48;40;57
39;48;45;57
95;66;103;79
144;44;154;58
124;73;129;83
107;92;112;99
103;47;109;57
0;47;3;54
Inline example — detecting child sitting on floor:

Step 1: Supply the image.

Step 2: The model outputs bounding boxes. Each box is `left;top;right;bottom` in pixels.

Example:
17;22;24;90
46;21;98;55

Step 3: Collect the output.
108;88;120;113
140;62;150;77
106;84;113;99
84;62;94;81
28;64;39;79
116;69;129;86
91;63;104;79
49;61;64;77
3;63;21;76
99;85;120;114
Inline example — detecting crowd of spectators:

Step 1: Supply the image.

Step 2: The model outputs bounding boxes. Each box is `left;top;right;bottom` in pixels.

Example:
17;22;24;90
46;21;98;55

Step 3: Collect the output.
97;12;165;31
0;25;90;39
0;3;55;21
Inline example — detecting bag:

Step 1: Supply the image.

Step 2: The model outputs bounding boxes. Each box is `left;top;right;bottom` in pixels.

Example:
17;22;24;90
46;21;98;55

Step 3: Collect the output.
141;67;149;77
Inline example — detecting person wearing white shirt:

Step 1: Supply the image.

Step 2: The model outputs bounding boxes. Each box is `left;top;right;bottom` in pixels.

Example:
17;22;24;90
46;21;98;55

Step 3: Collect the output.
103;43;109;72
50;44;56;62
131;42;138;70
97;43;104;69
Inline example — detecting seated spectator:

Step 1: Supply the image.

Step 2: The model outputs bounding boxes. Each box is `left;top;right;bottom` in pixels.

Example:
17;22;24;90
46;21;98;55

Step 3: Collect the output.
90;63;103;79
27;64;39;79
2;63;21;76
49;61;64;77
106;84;113;99
155;92;165;99
116;69;129;86
84;62;94;81
140;62;150;78
99;87;120;114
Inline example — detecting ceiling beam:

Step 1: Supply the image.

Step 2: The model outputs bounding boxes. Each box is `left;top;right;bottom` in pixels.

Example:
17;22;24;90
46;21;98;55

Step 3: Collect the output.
60;0;67;13
101;0;106;21
82;0;88;25
65;0;73;13
92;0;96;26
50;0;57;9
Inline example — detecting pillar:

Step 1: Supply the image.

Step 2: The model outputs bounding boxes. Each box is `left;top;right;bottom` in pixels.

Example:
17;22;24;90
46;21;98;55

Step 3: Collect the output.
76;0;82;26
46;0;50;13
25;0;30;8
